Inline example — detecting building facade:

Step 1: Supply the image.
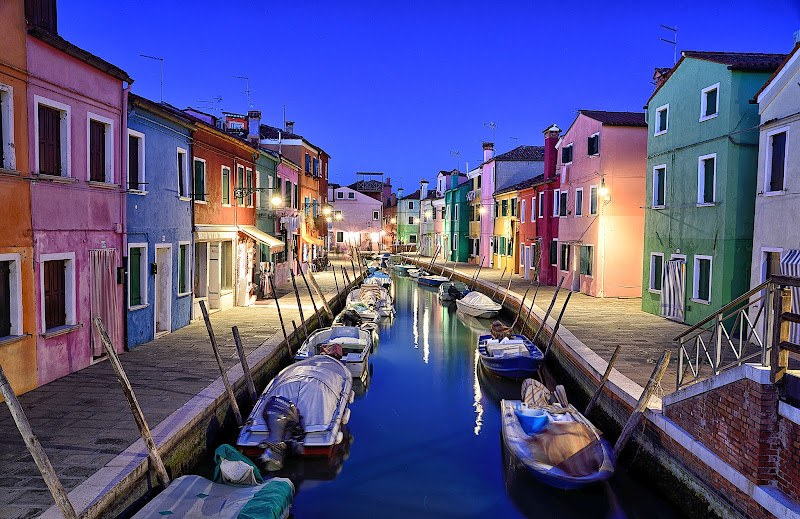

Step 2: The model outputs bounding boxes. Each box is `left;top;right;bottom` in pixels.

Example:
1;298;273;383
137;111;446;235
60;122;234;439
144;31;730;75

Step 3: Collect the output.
396;188;420;246
329;185;383;252
444;173;471;262
492;187;520;273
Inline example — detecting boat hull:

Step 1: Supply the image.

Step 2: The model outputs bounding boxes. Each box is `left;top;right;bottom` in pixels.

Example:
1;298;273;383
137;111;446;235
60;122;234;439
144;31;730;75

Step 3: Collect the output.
477;334;544;379
455;299;500;318
418;276;447;287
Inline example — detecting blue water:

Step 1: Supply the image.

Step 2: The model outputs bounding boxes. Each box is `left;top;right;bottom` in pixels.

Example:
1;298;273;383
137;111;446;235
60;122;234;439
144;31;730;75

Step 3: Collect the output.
280;275;684;519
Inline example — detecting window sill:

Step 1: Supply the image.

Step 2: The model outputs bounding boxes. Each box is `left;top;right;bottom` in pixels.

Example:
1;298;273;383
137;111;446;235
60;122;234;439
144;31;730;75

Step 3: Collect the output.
129;303;150;311
0;167;21;177
690;298;711;306
699;114;718;123
41;323;82;338
222;204;232;207
762;190;786;197
0;335;27;347
654;130;668;137
179;196;192;202
127;189;148;195
177;291;192;298
589;154;599;158
88;181;120;190
194;200;208;204
696;202;716;207
648;289;662;295
36;174;78;184
652;205;665;210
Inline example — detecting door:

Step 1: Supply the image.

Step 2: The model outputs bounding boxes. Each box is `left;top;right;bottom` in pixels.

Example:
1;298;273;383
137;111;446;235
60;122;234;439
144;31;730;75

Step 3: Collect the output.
571;244;582;292
661;256;686;322
208;242;221;309
155;246;172;334
523;246;530;280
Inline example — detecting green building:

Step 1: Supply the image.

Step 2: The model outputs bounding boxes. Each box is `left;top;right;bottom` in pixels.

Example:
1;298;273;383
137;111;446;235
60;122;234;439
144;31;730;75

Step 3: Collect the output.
396;188;421;246
444;173;471;262
641;51;786;325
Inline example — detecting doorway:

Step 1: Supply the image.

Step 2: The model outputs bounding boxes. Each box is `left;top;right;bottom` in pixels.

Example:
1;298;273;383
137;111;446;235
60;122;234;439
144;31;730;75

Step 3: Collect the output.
523;246;530;279
154;245;172;336
208;242;221;309
572;244;582;292
662;254;686;322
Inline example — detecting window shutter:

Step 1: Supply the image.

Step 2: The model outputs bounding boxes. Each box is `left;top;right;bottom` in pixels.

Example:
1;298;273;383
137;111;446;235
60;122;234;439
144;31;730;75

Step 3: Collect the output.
0;261;10;337
130;248;142;306
177;153;185;197
128;135;139;190
706;90;717;116
194;161;205;201
90;120;106;182
703;158;715;203
770;132;786;192
222;169;229;204
698;260;711;300
179;245;186;293
44;260;66;329
39;106;61;175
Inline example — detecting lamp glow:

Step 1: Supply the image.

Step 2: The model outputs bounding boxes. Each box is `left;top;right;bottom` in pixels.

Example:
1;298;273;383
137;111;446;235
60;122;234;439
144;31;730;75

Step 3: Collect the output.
271;196;282;206
424;210;432;218
479;206;487;215
599;179;608;196
335;213;343;220
414;217;420;224
370;232;379;241
390;217;396;224
323;207;331;215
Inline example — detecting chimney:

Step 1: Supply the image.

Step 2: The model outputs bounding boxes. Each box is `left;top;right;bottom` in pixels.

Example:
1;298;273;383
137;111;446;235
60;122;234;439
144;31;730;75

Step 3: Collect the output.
420;179;429;200
450;171;459;191
285;121;295;134
542;124;561;179
397;187;404;202
391;193;396;206
482;142;494;163
247;110;261;144
653;67;672;90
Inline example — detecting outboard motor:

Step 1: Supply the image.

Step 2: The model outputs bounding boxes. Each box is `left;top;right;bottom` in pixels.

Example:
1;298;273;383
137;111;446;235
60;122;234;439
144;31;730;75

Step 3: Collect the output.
448;284;463;300
259;395;302;471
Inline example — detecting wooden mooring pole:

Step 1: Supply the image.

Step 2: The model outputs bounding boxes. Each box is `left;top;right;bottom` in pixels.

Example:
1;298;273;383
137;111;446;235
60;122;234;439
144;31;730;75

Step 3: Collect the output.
585;345;623;416
543;291;572;358
530;277;565;346
518;283;541;334
511;284;533;329
291;321;299;348
0;361;79;519
199;301;243;427
492;267;507;299
289;270;309;339
231;326;258;405
613;350;671;457
332;264;340;294
298;265;321;323
93;318;172;487
500;274;514;306
268;274;291;356
308;271;335;322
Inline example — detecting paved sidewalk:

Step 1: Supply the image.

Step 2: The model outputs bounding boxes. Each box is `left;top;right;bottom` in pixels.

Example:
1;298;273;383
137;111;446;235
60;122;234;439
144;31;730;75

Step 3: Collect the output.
0;259;353;519
403;254;690;393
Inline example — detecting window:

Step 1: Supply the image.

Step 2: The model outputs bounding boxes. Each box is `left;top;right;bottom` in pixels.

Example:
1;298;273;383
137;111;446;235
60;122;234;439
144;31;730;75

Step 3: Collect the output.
697;154;716;205
221;241;233;290
441;207;446;219
492;237;498;255
520;244;525;267
507;237;513;256
495;201;499;218
304;196;310;216
649;253;664;292
452;234;458;250
477;175;482;189
408;216;414;225
510;197;517;217
40;253;76;331
348;192;355;199
334;210;342;220
128;244;147;308
454;205;459;220
305;153;311;173
521;200;526;223
538;193;544;218
0;84;15;170
653;166;666;208
246;168;254;206
655;104;669;136
575;188;583;216
766;128;788;193
373;210;379;220
561;144;573;164
36;96;71;177
498;237;506;256
221;166;231;205
589;185;598;215
334;231;343;243
193;158;206;201
559;191;568;217
587;133;599;156
127;129;144;191
693;256;712;303
553;190;560;217
88;114;113;183
0;254;22;338
293;183;298;209
177;148;188;198
530;198;535;221
549;240;558;266
700;83;719;121
337;191;343;199
560;243;570;271
178;242;190;295
408;201;414;210
409;234;417;244
313;157;319;177
580;245;594;276
501;199;508;217
236;165;245;205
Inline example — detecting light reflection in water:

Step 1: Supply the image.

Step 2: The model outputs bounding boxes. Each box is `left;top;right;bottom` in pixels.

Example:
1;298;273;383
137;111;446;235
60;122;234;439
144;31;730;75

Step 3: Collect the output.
473;351;483;435
413;285;419;349
423;305;430;363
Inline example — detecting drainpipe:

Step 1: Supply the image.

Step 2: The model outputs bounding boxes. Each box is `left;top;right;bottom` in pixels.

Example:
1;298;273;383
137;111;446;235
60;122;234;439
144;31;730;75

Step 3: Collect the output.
121;82;132;351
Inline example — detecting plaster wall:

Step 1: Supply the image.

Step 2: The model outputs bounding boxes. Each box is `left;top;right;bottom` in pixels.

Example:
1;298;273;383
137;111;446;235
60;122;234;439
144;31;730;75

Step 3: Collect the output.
329;187;382;251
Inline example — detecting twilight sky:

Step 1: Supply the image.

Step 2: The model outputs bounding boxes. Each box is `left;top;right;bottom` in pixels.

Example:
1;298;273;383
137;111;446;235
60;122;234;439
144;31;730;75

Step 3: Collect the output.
60;1;800;190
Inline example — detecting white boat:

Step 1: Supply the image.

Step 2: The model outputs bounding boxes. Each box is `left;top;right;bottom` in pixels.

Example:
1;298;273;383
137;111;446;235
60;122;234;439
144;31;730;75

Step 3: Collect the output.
342;302;378;322
392;263;416;272
295;326;372;379
455;291;502;318
237;356;354;469
439;281;470;301
347;285;395;317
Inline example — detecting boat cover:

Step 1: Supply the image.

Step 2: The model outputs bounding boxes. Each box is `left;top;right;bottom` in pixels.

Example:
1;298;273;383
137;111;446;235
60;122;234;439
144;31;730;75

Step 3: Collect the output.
460;291;501;311
485;339;530;357
213;444;263;485
268;357;349;430
131;475;294;519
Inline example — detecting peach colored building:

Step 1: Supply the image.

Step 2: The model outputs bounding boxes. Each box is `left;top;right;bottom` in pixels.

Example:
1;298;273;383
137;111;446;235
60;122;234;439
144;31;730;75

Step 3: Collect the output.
554;111;647;297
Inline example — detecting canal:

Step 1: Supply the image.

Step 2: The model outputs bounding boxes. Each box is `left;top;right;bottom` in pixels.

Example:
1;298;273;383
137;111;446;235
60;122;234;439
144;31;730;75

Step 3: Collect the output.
201;273;685;518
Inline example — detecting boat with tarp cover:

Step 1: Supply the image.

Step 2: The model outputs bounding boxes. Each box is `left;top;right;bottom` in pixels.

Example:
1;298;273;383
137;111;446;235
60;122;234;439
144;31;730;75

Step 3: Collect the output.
295;326;372;379
347;285;395;317
455;291;502;318
477;333;544;379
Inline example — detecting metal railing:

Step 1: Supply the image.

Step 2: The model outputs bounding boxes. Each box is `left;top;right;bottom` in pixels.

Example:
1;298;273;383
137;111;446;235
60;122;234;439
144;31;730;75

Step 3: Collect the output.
675;276;800;389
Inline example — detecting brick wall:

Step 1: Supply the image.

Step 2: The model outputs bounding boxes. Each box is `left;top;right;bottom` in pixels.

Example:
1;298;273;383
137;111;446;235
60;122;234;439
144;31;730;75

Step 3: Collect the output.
664;378;779;485
778;416;800;502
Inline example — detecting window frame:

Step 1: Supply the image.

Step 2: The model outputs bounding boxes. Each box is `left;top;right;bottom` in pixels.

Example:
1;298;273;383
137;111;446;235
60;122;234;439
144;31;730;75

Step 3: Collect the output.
521;199;526;223
0;253;23;339
408;201;414;210
246;167;254;207
193;158;207;203
587;132;600;156
559;242;570;272
177;147;189;200
655;104;669;136
221;166;231;206
220;241;233;291
127;243;148;310
649;252;664;294
692;255;713;304
553;190;560;217
699;83;720;122
549;239;558;266
538;192;544;218
39;252;77;332
34;95;71;178
561;144;574;165
697;153;717;206
510;197;517;217
580;244;594;277
337;191;344;199
652;164;667;209
764;126;789;195
236;164;245;206
0;83;16;171
126;128;145;192
177;241;191;296
574;188;583;217
336;231;344;243
87;112;115;184
348;192;355;199
373;210;380;220
589;185;598;215
559;191;568;217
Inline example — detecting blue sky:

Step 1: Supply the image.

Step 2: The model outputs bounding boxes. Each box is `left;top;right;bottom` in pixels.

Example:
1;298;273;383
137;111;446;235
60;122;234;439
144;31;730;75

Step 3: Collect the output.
60;1;800;190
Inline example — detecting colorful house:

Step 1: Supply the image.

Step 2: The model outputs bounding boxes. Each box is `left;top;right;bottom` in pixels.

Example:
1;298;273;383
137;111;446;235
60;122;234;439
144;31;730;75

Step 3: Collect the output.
641;51;786;325
0;0;36;394
444;172;471;262
125;94;195;348
273;156;301;286
555;111;647;297
467;165;482;261
531;125;562;286
383;190;398;249
26;5;132;384
492;185;521;273
750;44;800;343
419;180;436;256
329;184;383;252
516;176;543;280
396;188;420;246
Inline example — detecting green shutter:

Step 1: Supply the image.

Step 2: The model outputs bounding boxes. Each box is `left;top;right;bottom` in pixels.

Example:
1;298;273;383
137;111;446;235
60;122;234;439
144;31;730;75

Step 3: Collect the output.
194;161;205;201
179;245;186;293
656;168;665;206
222;169;230;204
703;158;715;203
653;256;662;291
130;248;142;306
698;260;711;301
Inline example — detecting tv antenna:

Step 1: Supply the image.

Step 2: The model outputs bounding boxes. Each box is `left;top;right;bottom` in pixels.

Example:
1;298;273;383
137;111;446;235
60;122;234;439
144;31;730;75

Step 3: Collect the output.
139;54;164;102
484;121;497;143
660;24;677;64
450;150;461;172
233;75;252;109
196;95;223;115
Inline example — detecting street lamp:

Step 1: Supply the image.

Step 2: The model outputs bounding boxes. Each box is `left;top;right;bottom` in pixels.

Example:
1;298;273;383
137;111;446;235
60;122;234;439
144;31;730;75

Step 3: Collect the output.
271;196;282;207
414;217;420;224
479;206;487;215
599;178;609;197
335;213;343;221
323;206;331;215
424;210;432;219
390;217;396;224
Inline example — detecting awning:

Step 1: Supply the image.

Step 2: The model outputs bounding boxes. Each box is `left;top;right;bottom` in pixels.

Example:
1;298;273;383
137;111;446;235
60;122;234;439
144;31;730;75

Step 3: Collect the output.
195;225;238;242
238;226;285;251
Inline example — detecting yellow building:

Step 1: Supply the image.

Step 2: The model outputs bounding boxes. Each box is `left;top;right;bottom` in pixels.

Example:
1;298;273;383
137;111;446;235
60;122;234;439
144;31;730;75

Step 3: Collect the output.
492;188;519;274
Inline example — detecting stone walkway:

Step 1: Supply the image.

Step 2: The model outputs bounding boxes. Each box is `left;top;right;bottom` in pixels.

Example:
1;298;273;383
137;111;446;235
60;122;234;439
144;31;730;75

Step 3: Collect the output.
0;259;355;519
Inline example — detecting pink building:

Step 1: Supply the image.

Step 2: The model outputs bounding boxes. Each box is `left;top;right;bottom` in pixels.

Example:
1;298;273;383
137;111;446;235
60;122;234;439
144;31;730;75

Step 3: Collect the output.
274;157;301;286
329;185;383;252
554;111;647;297
26;18;132;383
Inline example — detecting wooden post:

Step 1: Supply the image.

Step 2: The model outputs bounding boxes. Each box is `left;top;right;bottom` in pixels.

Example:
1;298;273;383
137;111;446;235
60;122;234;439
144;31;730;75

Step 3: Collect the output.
470;255;483;288
289;270;309;339
531;277;565;347
771;287;791;383
472;259;485;290
231;326;258;405
613;350;671;457
92;318;172;487
519;283;541;334
333;263;340;294
199;301;243;427
492;267;507;299
0;361;79;519
511;285;532;328
291;320;299;348
342;265;351;288
298;266;321;323
543;291;572;358
585;345;623;416
268;274;291;356
500;274;514;306
308;271;335;322
350;256;358;281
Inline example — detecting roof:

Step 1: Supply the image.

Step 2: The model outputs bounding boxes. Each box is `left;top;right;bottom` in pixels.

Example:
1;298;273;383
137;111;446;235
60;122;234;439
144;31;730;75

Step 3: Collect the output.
494;175;544;196
754;43;800;102
494;145;545;162
28;26;133;83
259;124;329;158
399;189;420;200
349;179;384;192
129;94;196;128
578;110;646;127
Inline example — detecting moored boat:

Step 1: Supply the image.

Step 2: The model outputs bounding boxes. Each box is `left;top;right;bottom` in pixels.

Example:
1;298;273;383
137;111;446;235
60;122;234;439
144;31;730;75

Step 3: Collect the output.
418;274;449;287
455;291;502;318
237;356;354;469
364;271;392;288
438;281;470;301
347;285;395;317
501;379;615;490
295;326;372;379
477;334;544;379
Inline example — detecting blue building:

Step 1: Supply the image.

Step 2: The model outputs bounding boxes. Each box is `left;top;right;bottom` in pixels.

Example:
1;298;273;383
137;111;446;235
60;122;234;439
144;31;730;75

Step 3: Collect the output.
126;94;196;347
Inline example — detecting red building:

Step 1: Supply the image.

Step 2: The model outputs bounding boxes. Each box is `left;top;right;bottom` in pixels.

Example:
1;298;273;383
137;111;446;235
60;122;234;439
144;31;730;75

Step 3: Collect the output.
532;124;562;286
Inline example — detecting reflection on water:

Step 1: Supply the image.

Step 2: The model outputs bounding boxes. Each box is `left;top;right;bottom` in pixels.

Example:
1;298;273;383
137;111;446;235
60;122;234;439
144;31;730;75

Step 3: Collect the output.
278;275;683;519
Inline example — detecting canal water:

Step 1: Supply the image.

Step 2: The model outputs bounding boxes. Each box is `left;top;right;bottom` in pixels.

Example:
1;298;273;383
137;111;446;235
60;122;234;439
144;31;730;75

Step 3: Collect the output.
203;274;685;518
